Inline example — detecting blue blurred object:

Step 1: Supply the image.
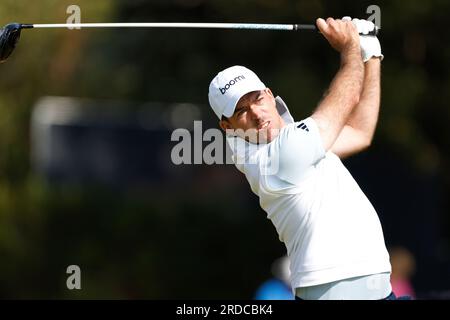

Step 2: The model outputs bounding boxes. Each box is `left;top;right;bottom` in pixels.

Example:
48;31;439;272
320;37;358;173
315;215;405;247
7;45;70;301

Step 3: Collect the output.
254;278;294;300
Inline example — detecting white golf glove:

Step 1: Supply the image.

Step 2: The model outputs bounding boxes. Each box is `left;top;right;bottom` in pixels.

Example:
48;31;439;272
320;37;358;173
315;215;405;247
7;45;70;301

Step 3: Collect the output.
342;16;383;62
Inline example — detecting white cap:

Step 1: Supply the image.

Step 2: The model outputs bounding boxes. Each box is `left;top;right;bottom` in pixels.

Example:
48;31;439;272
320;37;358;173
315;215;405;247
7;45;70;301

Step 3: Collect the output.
208;65;266;119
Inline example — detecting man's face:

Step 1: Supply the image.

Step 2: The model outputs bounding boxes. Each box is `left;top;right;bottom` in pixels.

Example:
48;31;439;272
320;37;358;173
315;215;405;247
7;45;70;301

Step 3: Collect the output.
220;88;285;144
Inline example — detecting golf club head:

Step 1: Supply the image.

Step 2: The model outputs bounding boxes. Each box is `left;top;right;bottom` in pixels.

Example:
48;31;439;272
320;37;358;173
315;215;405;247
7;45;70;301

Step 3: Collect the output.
0;23;23;63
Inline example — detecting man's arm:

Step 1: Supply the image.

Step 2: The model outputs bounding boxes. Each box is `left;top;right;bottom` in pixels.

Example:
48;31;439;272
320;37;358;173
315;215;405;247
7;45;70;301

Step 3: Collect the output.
331;58;381;158
310;18;364;152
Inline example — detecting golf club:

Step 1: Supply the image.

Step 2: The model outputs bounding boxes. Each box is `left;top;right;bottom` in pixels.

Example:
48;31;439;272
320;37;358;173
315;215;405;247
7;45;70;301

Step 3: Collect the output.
0;21;380;63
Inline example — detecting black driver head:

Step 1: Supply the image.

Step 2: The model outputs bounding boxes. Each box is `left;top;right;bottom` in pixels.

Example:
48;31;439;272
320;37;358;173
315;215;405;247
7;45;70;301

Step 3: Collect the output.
0;23;23;63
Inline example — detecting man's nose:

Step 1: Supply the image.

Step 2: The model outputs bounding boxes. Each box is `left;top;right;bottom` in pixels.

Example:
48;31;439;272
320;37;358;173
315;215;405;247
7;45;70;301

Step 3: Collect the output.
248;104;263;120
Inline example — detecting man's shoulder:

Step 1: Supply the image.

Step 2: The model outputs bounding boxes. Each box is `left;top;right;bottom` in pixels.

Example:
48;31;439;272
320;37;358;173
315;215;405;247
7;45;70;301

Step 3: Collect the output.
274;117;316;145
294;119;312;132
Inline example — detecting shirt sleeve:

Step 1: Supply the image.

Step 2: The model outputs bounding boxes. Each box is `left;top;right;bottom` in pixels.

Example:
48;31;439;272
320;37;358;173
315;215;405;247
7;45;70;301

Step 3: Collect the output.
268;117;326;186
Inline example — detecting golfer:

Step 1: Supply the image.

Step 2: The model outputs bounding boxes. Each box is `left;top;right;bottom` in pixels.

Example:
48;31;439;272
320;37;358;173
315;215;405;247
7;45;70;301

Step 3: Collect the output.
208;17;393;300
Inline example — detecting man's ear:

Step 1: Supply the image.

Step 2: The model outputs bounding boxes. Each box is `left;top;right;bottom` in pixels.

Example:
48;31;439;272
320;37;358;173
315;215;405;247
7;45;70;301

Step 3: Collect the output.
219;119;233;132
265;87;275;98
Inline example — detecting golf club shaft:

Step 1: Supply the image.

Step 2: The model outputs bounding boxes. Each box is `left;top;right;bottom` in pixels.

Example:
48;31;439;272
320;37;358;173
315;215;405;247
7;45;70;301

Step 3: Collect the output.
22;22;308;31
20;22;379;35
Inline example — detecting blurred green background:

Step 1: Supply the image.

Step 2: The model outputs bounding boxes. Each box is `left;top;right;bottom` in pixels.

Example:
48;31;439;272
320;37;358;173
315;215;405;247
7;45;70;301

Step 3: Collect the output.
0;0;449;299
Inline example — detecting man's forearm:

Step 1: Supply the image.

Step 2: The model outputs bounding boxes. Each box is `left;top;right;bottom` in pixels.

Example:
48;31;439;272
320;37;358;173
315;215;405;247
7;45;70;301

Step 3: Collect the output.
346;58;381;142
312;47;364;150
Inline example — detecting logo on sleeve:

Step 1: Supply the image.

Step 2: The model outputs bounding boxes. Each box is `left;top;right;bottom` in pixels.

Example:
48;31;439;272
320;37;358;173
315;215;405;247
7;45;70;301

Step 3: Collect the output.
297;122;309;132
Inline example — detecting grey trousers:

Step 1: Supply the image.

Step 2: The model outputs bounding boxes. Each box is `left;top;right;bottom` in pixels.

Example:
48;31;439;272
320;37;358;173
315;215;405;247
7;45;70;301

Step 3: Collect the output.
295;272;392;300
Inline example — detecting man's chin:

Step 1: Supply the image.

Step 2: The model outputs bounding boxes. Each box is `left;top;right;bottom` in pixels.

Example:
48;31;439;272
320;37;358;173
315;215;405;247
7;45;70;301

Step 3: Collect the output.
256;134;271;144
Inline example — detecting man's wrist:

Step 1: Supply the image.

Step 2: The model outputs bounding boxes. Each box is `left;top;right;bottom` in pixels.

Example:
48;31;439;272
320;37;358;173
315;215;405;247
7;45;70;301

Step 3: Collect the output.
341;42;361;56
366;57;382;63
341;47;363;66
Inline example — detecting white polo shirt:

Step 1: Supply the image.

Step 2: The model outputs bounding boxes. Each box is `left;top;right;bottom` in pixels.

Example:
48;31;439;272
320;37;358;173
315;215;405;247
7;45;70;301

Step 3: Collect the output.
227;97;391;289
